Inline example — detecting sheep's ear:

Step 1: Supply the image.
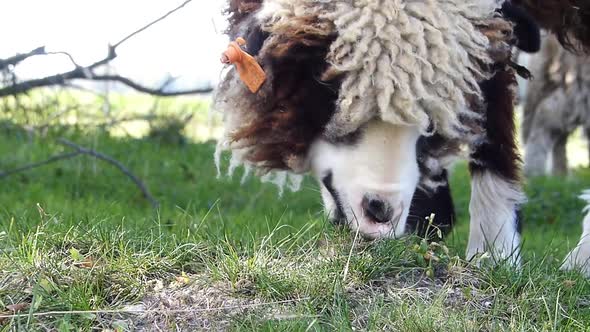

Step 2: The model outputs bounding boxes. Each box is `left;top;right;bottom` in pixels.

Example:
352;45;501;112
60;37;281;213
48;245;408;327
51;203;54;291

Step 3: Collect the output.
500;1;541;53
243;24;270;56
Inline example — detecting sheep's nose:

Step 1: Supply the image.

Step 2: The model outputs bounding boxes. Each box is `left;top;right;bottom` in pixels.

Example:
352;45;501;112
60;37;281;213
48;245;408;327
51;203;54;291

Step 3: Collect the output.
361;195;393;223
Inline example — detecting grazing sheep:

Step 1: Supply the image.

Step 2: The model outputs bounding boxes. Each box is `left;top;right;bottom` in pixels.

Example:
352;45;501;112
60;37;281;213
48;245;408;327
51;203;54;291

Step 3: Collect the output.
213;0;539;265
522;34;590;177
506;0;590;277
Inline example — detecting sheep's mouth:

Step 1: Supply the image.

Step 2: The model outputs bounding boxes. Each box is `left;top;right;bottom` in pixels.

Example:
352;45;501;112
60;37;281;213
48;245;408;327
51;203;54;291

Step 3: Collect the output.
358;201;406;240
363;213;400;227
363;214;398;227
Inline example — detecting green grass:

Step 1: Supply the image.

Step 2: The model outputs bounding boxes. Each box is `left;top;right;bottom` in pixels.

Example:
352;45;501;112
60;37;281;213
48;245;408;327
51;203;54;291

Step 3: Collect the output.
1;106;590;330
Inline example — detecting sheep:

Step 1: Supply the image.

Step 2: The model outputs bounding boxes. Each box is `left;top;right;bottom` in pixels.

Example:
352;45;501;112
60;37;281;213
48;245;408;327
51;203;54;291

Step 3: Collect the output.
212;0;539;266
504;1;590;276
522;34;590;177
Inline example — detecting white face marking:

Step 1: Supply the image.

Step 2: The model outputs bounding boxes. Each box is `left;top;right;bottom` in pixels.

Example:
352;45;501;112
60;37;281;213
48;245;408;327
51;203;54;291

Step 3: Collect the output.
308;120;421;239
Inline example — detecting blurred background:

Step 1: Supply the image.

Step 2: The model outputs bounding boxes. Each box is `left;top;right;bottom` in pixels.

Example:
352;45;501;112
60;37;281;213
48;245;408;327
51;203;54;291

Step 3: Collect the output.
0;0;326;245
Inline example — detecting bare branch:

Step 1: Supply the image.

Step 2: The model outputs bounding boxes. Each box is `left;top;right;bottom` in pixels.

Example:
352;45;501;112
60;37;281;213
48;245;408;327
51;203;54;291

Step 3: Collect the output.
0;70;213;98
57;138;159;209
46;51;82;68
0;67;87;97
0;138;159;209
0;151;82;179
0;46;46;71
90;75;213;96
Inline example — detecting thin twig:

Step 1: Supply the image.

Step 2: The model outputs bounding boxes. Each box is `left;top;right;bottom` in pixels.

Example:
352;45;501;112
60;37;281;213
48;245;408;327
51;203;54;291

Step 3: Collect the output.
0;151;82;179
0;138;159;209
89;75;213;96
112;0;193;49
0;298;309;319
46;51;82;68
57;138;159;209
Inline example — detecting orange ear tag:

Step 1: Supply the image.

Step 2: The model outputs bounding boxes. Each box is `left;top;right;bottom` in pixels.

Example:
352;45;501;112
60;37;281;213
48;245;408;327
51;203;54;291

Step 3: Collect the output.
221;37;266;93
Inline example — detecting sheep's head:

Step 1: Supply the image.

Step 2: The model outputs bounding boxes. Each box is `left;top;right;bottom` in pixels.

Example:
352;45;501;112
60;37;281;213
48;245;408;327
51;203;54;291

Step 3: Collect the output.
214;0;517;239
306;120;422;239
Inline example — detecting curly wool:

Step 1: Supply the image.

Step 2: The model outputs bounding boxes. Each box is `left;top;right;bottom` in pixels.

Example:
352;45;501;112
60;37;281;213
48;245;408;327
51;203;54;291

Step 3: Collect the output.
257;0;504;139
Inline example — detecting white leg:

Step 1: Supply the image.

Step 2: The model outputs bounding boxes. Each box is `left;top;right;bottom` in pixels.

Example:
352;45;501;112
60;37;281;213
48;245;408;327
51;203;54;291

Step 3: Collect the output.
466;171;526;266
561;190;590;277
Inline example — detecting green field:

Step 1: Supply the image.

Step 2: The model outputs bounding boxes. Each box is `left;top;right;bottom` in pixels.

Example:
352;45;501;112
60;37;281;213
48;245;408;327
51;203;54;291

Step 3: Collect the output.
1;95;590;331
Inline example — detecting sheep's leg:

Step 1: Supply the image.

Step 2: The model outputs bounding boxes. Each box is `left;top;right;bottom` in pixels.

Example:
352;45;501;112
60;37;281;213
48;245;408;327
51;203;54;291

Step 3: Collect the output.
524;86;577;177
585;127;590;168
561;190;590;277
550;133;568;176
466;172;525;266
466;70;525;267
523;126;553;177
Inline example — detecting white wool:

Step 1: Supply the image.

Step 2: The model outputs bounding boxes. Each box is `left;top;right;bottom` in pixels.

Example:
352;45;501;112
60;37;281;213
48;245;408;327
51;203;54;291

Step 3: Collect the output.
215;132;304;196
213;70;256;176
467;171;525;266
257;0;502;139
260;171;304;196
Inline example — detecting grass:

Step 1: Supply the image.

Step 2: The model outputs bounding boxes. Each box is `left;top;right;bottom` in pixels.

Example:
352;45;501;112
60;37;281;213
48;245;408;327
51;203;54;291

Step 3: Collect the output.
1;97;590;330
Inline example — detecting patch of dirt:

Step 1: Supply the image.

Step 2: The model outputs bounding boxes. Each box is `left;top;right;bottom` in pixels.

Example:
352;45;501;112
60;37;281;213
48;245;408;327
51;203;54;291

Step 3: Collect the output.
111;264;493;331
346;266;495;330
108;275;296;331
